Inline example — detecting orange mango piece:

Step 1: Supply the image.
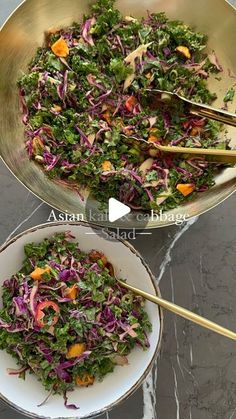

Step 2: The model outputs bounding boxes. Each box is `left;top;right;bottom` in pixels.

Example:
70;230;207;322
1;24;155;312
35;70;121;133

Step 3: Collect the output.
51;104;62;113
76;374;95;387
89;250;108;266
102;110;111;125
102;161;112;172
176;46;191;60
64;284;78;300
176;183;195;197
67;343;86;359
30;266;51;281
51;37;69;58
148;135;159;143
125;96;137;112
190;126;202;136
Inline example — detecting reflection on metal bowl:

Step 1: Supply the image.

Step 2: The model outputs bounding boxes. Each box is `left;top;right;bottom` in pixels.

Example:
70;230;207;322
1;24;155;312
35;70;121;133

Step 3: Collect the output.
0;0;235;228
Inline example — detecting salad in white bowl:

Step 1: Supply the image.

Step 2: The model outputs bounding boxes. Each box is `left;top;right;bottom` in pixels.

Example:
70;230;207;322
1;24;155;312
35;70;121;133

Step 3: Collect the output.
0;223;162;418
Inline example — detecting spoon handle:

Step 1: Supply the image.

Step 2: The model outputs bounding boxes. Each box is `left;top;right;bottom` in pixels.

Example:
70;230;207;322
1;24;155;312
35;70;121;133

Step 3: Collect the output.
121;134;236;164
157;144;236;164
119;280;236;340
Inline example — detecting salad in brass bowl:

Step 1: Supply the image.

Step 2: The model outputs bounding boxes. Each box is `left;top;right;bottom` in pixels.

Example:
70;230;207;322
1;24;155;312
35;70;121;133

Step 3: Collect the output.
0;0;235;227
18;0;234;212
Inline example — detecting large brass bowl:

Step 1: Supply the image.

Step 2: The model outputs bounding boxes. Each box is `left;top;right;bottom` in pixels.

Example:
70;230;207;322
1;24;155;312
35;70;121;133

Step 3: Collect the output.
0;0;235;228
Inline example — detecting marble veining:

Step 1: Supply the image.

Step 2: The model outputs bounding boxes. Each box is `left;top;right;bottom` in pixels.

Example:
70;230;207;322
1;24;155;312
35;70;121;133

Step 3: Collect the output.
142;217;198;419
172;364;180;419
3;202;44;245
155;217;198;286
229;408;236;419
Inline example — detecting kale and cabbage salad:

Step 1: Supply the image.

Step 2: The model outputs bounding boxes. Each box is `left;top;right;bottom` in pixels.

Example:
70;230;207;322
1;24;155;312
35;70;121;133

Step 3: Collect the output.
18;0;231;211
0;232;151;409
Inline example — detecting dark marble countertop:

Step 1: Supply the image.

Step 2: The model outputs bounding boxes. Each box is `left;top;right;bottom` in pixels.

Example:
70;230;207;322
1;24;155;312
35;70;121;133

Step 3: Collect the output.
0;1;236;418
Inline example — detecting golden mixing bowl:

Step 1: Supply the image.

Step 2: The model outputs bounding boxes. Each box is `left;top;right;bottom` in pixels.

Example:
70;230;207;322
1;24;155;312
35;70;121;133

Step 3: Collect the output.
0;0;235;228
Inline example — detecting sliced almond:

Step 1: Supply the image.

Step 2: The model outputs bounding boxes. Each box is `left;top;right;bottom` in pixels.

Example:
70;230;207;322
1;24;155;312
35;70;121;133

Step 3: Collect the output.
143;180;160;188
87;133;96;145
139;158;154;174
125;16;138;22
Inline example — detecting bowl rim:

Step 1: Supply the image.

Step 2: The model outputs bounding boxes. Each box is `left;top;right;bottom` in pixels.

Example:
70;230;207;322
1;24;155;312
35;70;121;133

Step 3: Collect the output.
0;221;164;419
0;0;235;229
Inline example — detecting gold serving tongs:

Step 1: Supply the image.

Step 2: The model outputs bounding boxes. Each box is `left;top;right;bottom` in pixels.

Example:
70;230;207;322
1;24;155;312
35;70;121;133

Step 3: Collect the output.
146;88;236;128
124;88;236;165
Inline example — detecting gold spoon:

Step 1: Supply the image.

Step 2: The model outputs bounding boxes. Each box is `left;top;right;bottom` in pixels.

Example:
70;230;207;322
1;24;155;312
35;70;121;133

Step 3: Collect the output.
121;134;236;165
115;277;236;340
105;262;236;341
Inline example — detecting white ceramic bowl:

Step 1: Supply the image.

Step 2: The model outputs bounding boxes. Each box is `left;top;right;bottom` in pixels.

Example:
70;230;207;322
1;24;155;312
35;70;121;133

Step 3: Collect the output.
0;222;163;419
